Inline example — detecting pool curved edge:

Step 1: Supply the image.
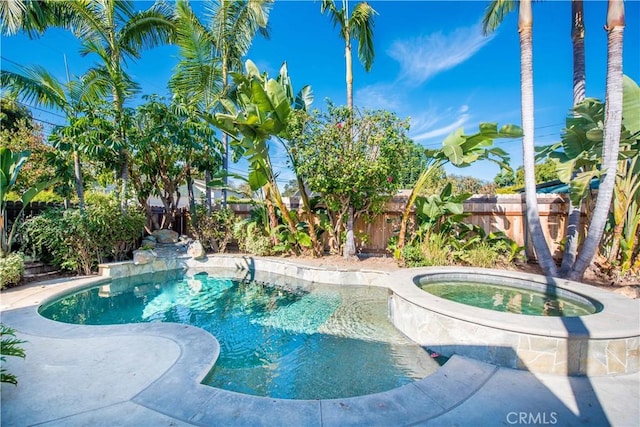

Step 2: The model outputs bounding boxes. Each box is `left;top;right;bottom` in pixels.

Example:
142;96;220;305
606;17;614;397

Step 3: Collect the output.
0;271;500;426
387;267;640;376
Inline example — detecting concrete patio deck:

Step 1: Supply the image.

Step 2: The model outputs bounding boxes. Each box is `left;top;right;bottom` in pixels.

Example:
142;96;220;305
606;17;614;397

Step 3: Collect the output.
1;264;639;426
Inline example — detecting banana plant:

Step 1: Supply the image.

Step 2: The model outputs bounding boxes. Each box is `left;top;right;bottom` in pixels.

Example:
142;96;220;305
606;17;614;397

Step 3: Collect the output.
538;75;640;274
1;148;58;257
214;60;313;251
396;122;522;252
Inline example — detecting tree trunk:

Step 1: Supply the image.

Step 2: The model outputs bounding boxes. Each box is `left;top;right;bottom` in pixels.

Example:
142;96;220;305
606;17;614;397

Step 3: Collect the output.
263;186;279;244
186;170;197;229
205;170;213;212
73;150;85;212
297;175;321;256
519;0;558;277
561;0;586;275
343;205;357;259
568;0;624;280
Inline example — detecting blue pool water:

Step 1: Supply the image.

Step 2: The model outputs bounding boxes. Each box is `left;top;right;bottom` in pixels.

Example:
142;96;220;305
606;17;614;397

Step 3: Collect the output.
39;269;440;399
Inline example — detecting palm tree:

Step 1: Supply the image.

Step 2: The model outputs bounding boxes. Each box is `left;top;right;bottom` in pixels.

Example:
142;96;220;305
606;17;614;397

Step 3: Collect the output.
41;1;175;206
1;65;108;210
567;0;625;280
560;0;586;275
0;0;62;36
320;0;376;258
483;0;558;276
172;0;272;210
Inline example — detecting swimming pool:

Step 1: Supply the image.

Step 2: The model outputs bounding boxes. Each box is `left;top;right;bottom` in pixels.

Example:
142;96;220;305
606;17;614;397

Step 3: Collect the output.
39;269;440;399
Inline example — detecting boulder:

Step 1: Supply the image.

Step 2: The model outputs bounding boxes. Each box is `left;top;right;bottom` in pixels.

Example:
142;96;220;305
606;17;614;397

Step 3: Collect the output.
152;229;179;244
187;240;206;260
133;249;156;265
140;238;157;249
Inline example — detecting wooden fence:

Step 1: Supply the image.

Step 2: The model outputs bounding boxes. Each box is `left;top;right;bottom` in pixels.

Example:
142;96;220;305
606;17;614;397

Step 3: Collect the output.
6;194;577;258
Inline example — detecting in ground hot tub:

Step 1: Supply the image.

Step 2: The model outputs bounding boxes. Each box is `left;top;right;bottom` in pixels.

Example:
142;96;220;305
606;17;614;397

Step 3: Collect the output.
387;267;640;375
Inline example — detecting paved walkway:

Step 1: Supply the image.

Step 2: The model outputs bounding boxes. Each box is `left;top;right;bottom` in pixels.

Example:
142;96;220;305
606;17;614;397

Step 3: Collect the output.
1;275;639;427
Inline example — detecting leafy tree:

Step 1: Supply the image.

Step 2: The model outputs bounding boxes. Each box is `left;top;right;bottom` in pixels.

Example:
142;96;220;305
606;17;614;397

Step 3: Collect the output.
1;65;109;209
446;174;491;195
510;158;558;188
539;76;639;276
0;98;32;132
395;142;436;189
483;0;626;281
290;102;412;255
128;95;215;230
30;1;176;206
320;0;377;258
0;119;54;194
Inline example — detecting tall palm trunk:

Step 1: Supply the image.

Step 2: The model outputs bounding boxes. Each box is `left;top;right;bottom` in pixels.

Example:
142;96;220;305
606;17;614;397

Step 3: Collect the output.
519;0;558;276
342;1;357;258
221;61;229;209
560;0;586;275
568;0;624;280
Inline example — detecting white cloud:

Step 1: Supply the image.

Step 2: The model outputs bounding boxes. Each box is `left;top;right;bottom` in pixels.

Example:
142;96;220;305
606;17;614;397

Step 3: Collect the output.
388;23;494;86
411;113;470;144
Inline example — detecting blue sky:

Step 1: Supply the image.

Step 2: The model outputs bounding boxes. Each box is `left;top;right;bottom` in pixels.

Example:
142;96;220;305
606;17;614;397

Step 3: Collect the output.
1;0;639;188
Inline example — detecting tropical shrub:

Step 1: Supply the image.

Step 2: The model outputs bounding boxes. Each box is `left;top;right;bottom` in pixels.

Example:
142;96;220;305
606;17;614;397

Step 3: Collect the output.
233;221;273;256
20;195;145;274
394;184;524;268
1;323;26;385
0;252;24;289
232;205;274;256
190;207;237;253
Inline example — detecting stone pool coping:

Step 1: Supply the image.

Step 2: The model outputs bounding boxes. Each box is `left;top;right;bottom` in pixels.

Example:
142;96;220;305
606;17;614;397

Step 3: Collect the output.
1;255;639;425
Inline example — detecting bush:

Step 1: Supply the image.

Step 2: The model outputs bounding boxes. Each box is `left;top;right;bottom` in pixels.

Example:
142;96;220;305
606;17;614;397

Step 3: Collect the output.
233;221;273;256
0;253;24;289
189;207;236;253
459;242;501;268
20;195;145;274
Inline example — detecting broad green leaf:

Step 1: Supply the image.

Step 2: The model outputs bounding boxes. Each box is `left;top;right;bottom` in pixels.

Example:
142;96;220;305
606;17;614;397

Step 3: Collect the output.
623;75;640;135
266;79;291;125
20;178;58;205
248;169;268;191
296;231;312;247
478;122;499;137
586;128;604;142
442;127;465;148
295;85;314;111
569;170;599;206
498;124;524;137
245;59;260;78
442;144;463;165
